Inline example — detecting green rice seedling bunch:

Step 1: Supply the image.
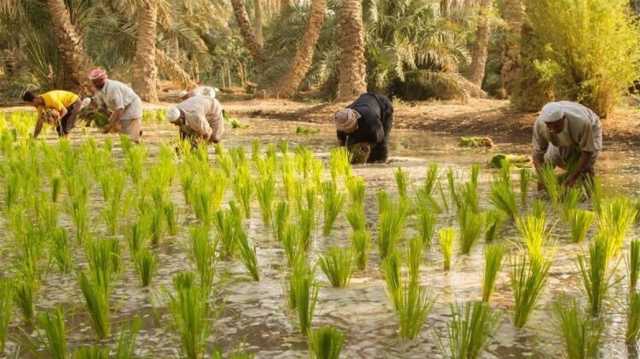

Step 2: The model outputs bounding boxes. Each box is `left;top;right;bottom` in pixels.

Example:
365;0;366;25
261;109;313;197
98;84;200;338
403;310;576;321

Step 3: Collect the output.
446;301;501;359
309;156;325;190
553;297;603;359
214;206;242;260
215;144;234;177
439;227;455;271
148;206;165;246
288;259;319;335
394;167;411;200
72;346;109;359
256;173;276;227
416;206;437;247
127;218;150;256
421;163;440;197
189;170;228;227
233;163;254;219
322;181;345;236
490;173;518;220
597;197;637;258
377;191;410;259
351;229;371;270
123;144;147;186
382;251;402;310
562;187;583;220
281;157;298;203
396;279;434;340
630;240;640;294
531;199;547;220
510;254;552;328
66;174;90;242
99;169;126;235
484;209;507;243
294;147;316;180
568;209;595;243
85;238;119;291
577;235;618;317
234;212;260;281
190;225;217;289
298;189;318;251
447;168;462;210
38;307;67;359
115;317;141;359
585;176;603;214
457;207;485;255
329;147;352;184
482;244;505;302
135;247;157;287
283;224;304;267
79;272;110;339
169;272;210;359
538;164;563;207
0;279;13;354
627;292;640;344
346;176;366;206
309;326;345;359
346;204;366;232
516;215;549;263
318;247;353;288
408;236;423;283
273;201;290;243
50;227;73;273
520;168;532;207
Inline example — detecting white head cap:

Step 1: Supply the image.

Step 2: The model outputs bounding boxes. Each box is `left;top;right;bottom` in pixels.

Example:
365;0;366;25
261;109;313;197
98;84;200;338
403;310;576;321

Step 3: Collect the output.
166;107;181;123
539;103;565;123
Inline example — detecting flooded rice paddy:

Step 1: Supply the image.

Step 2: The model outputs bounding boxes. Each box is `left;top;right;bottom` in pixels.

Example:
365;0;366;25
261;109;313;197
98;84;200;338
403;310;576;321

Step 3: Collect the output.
1;115;640;358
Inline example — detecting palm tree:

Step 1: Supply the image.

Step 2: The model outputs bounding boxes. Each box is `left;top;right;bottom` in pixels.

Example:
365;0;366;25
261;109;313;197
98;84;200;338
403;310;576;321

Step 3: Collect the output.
133;0;159;102
231;0;264;63
269;0;327;97
336;0;367;100
468;0;491;86
499;0;524;97
46;0;94;93
255;0;264;47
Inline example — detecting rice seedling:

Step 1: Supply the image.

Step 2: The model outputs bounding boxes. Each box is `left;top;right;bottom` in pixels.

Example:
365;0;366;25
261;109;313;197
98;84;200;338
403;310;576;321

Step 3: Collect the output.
531;199;547;220
458;207;485;255
85;238;119;291
123;144;147;186
309;326;345;359
72;346;109;359
484;210;506;243
233;163;254;218
345;204;366;232
79;272;110;339
510;254;552;328
66;174;89;243
489;175;518;220
256;174;276;227
396;280;434;340
190;225;216;290
516;215;549;262
421;163;440;196
598;197;637;258
520;168;532;207
99;169;126;235
0;279;13;354
538;165;562;206
377;191;409;259
188;172;228;227
329;147;352;184
272;201;290;242
51;227;73;273
394;167;410;200
553;297;603;359
416;206;437;247
38;307;67;359
288;259;319;335
348;229;371;271
235;217;260;281
321;181;345;237
14;273;36;325
382;251;402;310
447;168;462;210
627;292;640;344
282;224;304;267
585;176;603;214
446;301;501;359
568;209;595;243
115;317;141;359
562;187;583;219
215;144;234;177
408;236;423;283
346;176;366;206
298;206;316;252
577;235;618;317
318;247;353;288
51;175;61;203
135;247;157;287
169;272;210;359
439;227;455;271
630;240;640;294
482;244;505;302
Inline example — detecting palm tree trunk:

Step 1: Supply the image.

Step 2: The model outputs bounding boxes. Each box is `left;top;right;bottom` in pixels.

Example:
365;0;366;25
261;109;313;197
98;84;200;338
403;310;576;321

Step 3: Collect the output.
268;0;327;97
255;0;264;47
499;0;524;97
45;0;93;94
156;49;197;88
468;0;492;86
231;0;264;63
133;0;159;103
336;0;367;101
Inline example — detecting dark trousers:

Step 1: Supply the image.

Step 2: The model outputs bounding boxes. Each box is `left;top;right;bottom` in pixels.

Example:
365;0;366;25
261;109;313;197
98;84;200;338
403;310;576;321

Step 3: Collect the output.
56;100;81;137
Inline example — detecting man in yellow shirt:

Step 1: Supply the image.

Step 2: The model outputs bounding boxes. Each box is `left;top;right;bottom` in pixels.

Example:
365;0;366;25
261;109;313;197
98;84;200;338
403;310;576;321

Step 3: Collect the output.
22;90;87;138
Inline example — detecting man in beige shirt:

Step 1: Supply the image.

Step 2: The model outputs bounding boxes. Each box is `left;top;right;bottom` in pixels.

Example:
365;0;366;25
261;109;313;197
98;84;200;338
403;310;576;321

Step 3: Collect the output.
532;101;603;187
166;95;224;146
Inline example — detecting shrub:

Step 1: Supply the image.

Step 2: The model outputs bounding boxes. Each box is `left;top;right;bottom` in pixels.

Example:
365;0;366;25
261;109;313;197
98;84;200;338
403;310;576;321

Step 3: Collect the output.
318;247;353;288
309;326;345;359
447;301;501;359
553;297;603;359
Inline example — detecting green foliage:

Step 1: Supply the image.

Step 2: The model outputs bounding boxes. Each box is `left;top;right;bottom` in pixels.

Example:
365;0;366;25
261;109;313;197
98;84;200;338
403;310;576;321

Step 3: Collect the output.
273;201;290;243
525;0;640;116
382;251;402;311
439;227;455;271
568;209;595;243
115;318;141;359
309;326;345;359
510;254;552;328
329;147;352;183
135;247;157;287
416;206;437;247
516;215;549;263
169;272;210;359
482;244;505;303
520;168;533;207
235;215;260;281
446;301;501;359
627;292;640;344
629;240;640;294
256;174;276;227
394;167;410;200
318;247;353;288
79;272;110;339
538;165;563;208
553;297;603;359
14;273;36;325
396;280;434;340
577;235;618;317
51;227;73;273
0;279;12;354
322;181;345;237
288;259;319;336
232;162;253;219
190;225;216;290
407;237;423;284
597;197;637;258
484;210;506;243
377;191;410;259
351;229;371;271
490;164;518;220
457;207;485;255
38;307;67;359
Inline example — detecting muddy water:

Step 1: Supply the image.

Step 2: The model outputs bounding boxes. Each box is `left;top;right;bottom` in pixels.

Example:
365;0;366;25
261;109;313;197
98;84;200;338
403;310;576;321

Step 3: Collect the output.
2;117;640;358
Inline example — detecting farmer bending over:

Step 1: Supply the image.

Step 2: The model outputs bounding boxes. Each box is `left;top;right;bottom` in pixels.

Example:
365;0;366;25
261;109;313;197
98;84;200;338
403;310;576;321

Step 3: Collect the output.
532;101;602;188
23;90;89;138
335;92;393;164
166;95;224;146
89;68;143;143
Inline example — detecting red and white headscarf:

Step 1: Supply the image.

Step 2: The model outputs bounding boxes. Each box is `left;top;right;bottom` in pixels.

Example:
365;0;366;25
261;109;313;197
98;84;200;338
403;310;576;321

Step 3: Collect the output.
88;68;108;81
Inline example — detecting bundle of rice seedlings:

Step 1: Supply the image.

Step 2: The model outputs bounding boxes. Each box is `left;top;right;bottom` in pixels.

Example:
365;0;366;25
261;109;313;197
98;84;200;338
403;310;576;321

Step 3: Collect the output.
51;176;61;203
235;217;260;281
115;318;141;359
123;144;147;186
394;167;411;200
484;210;506;243
627;292;640;344
562;187;583;220
568;209;595;243
346;176;366;207
447;301;501;359
351;229;371;271
72;345;110;359
299;206;316;252
346;205;366;232
377;191;409;259
422;163;440;197
329;147;352;184
14;272;36;325
598;197;637;258
38;307;67;359
447;169;462;210
135;247;157;287
382;251;402;310
520;168;532;207
408;236;423;283
100;169;126;235
510;254;552;328
66;175;89;243
272;201;290;243
256;174;276;227
516;215;549;262
439;228;456;271
232;163;253;219
531;199;547;220
553;297;603;359
490;176;518;220
416;206;437;247
283;224;305;268
189;171;228;227
482;244;505;303
169;272;210;359
79;272;110;339
577;235;618;317
397;281;434;340
318;247;353;288
539;165;562;207
190;225;216;289
0;279;13;353
85;238;119;291
629;240;640;294
51;227;72;273
585;176;603;214
288;259;319;336
309;326;345;359
215;144;234;177
322;181;345;237
458;207;485;255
